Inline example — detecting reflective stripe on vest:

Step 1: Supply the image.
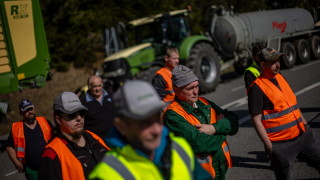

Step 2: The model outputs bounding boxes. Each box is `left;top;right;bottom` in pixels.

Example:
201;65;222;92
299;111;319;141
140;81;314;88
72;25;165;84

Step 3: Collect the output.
96;137;194;180
166;97;232;178
156;67;175;102
245;64;260;78
254;74;305;141
46;130;108;180
12;117;52;162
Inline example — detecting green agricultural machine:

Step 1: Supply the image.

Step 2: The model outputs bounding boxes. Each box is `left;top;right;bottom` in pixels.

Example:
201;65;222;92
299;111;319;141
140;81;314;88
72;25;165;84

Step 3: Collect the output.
102;9;220;93
0;0;50;94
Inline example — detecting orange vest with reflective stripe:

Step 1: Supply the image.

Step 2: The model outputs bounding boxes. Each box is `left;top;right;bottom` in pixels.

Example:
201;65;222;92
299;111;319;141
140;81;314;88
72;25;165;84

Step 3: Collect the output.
254;74;305;141
46;130;110;180
156;67;175;102
12;117;52;162
166;97;232;178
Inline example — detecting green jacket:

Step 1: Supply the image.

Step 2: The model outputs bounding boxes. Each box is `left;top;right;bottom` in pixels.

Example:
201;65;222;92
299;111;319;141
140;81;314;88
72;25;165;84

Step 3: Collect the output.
163;97;238;179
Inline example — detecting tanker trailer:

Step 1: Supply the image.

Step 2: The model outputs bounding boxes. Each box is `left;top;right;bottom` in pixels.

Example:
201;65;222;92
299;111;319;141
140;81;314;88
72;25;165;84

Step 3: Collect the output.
207;6;320;72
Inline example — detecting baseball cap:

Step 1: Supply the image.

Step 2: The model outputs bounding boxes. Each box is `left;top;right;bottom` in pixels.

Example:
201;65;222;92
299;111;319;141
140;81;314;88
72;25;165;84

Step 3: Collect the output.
259;48;285;62
19;99;34;112
112;80;165;120
172;65;199;87
53;92;87;114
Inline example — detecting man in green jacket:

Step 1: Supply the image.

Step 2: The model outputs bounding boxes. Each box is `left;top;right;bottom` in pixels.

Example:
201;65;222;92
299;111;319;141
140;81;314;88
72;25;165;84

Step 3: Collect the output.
89;80;211;180
163;65;239;180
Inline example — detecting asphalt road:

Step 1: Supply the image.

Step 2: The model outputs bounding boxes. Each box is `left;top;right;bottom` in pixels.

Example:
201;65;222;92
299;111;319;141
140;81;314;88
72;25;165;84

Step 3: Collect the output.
0;60;320;179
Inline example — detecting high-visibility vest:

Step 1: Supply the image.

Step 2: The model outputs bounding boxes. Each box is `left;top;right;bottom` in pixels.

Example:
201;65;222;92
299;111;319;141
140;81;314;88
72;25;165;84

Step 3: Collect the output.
254;73;305;141
46;130;110;180
156;67;175;103
89;133;195;180
245;62;260;79
166;97;232;178
12;117;52;163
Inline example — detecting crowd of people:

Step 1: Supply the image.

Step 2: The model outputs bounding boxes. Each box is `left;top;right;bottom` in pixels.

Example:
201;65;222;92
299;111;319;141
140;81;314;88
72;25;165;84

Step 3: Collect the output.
6;47;320;180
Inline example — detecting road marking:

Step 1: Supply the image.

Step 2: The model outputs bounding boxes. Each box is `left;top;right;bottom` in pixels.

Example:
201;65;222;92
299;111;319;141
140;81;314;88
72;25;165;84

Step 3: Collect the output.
222;81;320;124
5;170;18;176
290;60;320;71
294;81;320;96
231;85;245;92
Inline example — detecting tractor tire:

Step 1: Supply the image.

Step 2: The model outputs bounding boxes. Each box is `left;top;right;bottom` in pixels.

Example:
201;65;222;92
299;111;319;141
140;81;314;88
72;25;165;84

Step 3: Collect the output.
294;39;310;64
280;42;296;68
187;42;221;93
308;35;320;60
136;66;161;83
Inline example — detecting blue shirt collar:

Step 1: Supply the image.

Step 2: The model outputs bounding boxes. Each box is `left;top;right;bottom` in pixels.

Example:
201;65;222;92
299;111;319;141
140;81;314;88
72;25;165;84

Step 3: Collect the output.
85;89;109;104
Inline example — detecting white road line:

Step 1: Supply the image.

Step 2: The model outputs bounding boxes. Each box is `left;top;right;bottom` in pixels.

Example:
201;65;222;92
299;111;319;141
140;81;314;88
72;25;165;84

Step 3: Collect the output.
5;170;18;176
294;81;320;96
290;60;320;71
222;81;320;124
231;85;245;92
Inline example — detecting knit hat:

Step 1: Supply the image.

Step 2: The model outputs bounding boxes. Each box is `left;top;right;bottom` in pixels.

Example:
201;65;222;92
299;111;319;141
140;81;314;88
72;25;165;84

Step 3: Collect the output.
112;80;165;120
172;65;199;87
259;48;285;62
53;92;88;114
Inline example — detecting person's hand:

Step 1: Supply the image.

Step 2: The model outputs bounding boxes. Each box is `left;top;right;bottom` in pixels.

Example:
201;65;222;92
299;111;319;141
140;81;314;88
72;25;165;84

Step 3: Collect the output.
194;124;216;135
217;114;224;120
15;161;24;173
264;142;272;157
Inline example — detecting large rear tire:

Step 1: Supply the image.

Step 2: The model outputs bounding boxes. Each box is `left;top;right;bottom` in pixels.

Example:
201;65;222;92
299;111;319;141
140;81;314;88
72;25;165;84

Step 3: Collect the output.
280;42;296;68
187;42;220;93
294;39;310;64
136;66;161;83
308;35;320;59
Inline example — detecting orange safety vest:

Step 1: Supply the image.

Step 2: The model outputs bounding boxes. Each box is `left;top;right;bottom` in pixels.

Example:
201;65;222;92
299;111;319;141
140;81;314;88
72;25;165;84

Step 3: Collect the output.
254;74;305;141
156;67;175;103
166;97;232;178
12;117;52;163
46;130;110;180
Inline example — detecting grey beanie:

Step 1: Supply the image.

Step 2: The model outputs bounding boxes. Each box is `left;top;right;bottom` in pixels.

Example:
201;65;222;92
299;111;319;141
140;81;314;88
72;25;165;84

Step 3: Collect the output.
172;65;199;87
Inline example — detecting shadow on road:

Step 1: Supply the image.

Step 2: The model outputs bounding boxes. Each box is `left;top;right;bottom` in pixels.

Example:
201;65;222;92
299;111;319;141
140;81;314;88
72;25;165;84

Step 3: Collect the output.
231;151;271;170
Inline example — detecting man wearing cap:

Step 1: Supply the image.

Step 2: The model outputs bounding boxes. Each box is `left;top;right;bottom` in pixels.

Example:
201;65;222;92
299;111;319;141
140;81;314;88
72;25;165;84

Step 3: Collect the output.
80;75;115;139
6;99;53;180
152;47;180;105
163;65;239;180
39;92;110;180
248;48;320;179
89;80;211;180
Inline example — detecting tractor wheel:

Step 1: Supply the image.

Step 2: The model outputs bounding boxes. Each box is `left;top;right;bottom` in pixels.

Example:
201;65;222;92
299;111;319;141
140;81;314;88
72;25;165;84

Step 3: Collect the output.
294;39;310;64
280;42;296;68
187;42;221;93
136;66;161;83
308;35;320;59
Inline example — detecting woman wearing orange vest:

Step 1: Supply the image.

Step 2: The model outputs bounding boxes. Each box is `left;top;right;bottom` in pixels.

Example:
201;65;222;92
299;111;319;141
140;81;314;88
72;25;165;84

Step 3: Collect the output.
39;92;110;180
152;47;180;106
248;48;320;179
163;65;239;180
6;99;53;180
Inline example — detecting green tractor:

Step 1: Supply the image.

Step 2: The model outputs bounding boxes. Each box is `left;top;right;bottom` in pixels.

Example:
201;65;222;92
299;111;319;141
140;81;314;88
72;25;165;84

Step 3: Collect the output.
102;9;220;93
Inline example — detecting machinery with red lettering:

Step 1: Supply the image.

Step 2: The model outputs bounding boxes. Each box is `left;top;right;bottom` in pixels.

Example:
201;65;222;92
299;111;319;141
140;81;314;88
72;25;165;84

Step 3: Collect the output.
206;6;320;71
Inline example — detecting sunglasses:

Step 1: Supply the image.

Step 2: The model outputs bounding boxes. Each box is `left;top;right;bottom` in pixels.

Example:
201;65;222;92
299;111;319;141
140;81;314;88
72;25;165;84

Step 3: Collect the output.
60;110;86;120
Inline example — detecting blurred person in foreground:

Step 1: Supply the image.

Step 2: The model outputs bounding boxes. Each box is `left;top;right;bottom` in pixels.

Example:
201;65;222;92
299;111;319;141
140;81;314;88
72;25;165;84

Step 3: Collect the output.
248;48;320;179
244;43;265;89
89;80;211;180
80;75;115;139
39;92;110;180
6;99;53;180
163;65;239;180
152;47;180;106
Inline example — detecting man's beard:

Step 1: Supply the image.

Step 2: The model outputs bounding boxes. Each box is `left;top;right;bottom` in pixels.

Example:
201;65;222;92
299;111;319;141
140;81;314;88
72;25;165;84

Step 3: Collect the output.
25;114;36;124
71;129;84;139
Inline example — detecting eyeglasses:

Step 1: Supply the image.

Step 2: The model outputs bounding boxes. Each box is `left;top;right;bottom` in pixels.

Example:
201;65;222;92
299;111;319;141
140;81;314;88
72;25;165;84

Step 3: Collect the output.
60;110;86;120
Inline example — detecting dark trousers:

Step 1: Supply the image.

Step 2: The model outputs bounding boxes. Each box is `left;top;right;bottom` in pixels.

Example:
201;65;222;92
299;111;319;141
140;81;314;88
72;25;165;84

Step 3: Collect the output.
270;126;320;180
